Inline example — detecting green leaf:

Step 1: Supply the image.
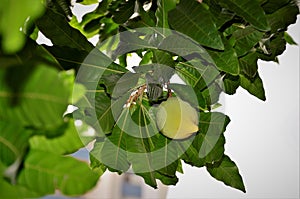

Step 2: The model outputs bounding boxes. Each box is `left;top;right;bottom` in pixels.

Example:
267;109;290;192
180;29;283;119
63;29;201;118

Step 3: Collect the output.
155;171;178;185
0;180;22;199
261;0;290;14
112;30;155;59
53;0;73;19
197;112;230;161
76;0;99;5
98;17;119;43
0;121;32;167
168;0;224;50
36;7;94;51
284;32;297;45
238;52;258;78
266;3;299;33
0;0;44;53
175;59;220;91
29;119;84;155
0;179;41;199
176;112;230;167
101;73;140;98
112;0;135;24
219;0;270;31
91;126;130;172
0;66;71;129
257;32;286;62
240;73;266;101
176;139;205;167
169;83;206;110
159;34;211;61
222;74;240;95
231;27;264;57
208;39;240;75
207;155;246;193
94;90;129;134
0;39;60;69
155;0;177;29
206;0;234;29
18;150;100;196
202;82;223;107
126;136;157;188
151;136;179;178
0;121;33;184
90;153;107;176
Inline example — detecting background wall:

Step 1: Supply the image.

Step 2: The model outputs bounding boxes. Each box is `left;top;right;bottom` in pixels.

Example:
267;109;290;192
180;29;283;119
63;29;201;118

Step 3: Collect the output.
167;15;300;199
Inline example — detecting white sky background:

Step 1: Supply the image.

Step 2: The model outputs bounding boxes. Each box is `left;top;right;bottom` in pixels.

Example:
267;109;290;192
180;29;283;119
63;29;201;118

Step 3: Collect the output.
38;4;299;199
167;15;300;199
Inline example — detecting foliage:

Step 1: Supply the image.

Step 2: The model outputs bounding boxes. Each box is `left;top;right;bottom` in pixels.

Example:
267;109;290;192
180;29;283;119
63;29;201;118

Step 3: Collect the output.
0;0;299;197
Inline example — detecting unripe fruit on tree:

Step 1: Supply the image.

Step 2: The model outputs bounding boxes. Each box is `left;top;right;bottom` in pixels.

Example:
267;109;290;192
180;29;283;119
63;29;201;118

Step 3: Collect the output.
156;97;199;140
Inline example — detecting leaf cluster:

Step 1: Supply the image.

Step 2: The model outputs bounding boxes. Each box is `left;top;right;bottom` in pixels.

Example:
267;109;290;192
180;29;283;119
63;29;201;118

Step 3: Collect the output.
0;0;298;197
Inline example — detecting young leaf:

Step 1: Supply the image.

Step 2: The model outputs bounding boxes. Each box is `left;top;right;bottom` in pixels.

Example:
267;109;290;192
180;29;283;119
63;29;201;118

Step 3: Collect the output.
207;155;246;193
168;0;224;50
284;32;297;45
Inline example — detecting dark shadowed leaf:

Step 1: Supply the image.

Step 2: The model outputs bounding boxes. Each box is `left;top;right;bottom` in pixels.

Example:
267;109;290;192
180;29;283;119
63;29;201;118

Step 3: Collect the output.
112;0;135;24
36;8;94;51
0;121;32;167
240;73;266;101
261;0;290;14
257;32;286;62
222;74;240;95
267;3;299;33
219;0;270;31
239;52;258;78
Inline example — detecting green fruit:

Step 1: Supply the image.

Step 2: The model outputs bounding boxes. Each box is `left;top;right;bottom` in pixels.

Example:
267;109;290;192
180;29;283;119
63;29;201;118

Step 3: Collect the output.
156;97;199;139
